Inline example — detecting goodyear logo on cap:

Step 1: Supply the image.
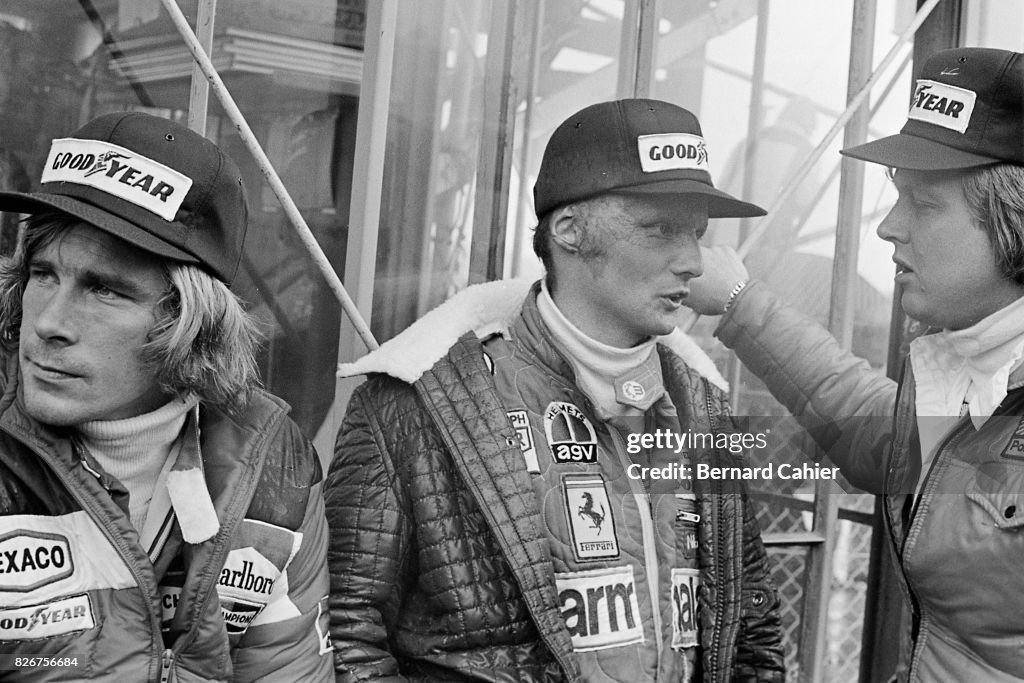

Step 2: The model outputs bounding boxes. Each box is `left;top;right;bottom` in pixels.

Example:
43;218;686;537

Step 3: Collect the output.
908;79;976;134
637;133;710;174
41;138;193;221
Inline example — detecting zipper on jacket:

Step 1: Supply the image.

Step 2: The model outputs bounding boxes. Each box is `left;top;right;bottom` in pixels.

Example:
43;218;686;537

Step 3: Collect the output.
160;649;173;683
898;424;969;677
703;380;726;681
15;436;167;676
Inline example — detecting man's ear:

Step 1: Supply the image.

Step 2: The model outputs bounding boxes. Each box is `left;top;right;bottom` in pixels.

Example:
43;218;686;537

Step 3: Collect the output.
550;205;582;254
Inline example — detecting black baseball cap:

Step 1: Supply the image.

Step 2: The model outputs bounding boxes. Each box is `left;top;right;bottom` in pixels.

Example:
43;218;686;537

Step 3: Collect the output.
842;47;1024;170
533;98;765;218
0;111;248;284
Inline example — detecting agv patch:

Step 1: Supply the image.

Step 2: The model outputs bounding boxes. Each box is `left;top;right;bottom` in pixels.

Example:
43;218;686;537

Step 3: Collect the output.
545;401;598;464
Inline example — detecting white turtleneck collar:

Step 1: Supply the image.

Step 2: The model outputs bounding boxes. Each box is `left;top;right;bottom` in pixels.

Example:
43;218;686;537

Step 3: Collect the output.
79;396;199;534
537;281;665;419
911;294;1024;428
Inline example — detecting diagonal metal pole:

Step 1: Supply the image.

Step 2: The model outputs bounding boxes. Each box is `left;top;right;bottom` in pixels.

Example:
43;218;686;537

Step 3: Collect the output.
157;0;379;352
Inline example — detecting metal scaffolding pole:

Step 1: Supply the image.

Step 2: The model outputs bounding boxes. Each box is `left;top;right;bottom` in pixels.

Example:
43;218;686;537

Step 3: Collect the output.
158;0;379;353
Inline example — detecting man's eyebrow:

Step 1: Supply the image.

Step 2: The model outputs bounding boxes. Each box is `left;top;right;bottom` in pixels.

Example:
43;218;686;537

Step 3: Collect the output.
81;269;154;297
28;254;156;298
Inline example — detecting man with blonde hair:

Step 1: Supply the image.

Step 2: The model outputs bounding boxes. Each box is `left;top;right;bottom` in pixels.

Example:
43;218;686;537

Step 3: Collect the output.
687;47;1024;681
0;112;331;681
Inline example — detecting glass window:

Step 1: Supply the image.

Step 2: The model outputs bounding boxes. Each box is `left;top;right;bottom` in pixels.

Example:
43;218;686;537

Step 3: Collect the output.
371;1;511;341
503;0;629;283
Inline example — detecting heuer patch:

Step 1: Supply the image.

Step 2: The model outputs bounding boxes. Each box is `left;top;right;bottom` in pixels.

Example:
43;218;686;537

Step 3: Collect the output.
0;530;74;593
545;401;598;464
556;566;644;652
0;593;95;640
908;79;976;134
1001;417;1024;461
507;410;540;473
563;474;619;561
670;568;700;649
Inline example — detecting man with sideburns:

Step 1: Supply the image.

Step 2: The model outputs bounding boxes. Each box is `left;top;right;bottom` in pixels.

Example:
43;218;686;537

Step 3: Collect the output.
0;112;331;681
327;99;785;682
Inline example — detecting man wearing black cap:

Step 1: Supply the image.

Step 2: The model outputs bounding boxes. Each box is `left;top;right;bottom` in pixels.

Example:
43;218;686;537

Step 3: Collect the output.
686;47;1024;681
326;99;785;682
0;112;332;681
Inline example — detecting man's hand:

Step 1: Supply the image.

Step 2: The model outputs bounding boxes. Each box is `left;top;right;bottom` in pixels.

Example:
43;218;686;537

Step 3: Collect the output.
685;246;750;315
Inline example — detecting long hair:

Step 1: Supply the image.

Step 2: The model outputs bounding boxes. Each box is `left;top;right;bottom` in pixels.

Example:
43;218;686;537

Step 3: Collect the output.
0;212;262;413
960;163;1024;286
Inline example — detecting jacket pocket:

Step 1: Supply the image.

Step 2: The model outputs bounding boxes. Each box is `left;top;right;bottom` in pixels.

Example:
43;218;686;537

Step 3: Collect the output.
965;476;1024;531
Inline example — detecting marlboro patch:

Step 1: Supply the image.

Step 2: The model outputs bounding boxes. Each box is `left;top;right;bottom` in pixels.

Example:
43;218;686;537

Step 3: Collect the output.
1001;417;1024;461
563;474;619;561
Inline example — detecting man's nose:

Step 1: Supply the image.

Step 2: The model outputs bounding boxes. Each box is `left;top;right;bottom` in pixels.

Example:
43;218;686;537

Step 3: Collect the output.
670;239;703;279
876;205;906;244
28;286;78;345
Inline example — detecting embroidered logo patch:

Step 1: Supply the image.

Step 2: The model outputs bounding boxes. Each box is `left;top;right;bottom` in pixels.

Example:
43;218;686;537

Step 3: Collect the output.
217;546;283;633
637;133;710;174
0;593;95;640
1001;417;1024;461
545;401;598;464
556;566;644;652
670;568;700;649
621;380;646;402
907;79;976;134
507;410;540;473
564;474;619;561
0;531;74;593
221;597;266;635
41;138;193;221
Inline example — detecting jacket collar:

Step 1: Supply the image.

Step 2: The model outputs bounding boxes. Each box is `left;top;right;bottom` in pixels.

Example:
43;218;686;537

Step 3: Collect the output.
0;349;290;544
338;278;728;392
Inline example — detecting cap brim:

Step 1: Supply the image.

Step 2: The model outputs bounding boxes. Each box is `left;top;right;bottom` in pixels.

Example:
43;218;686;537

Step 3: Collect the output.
0;191;200;265
840;133;1002;171
611;178;766;218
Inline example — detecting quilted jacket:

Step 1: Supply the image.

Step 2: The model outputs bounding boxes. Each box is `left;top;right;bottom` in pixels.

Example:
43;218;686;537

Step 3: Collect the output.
0;352;333;682
327;280;785;682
